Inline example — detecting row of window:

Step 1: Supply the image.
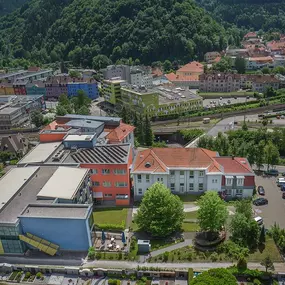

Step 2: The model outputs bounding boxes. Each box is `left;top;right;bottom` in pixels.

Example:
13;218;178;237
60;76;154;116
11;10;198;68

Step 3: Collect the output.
171;170;205;178
170;182;204;192
103;193;128;198
226;178;244;186
92;169;126;175
93;181;128;187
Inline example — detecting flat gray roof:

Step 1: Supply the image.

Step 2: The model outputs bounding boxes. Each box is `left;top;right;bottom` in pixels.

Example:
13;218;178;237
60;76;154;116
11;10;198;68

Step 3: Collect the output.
20;204;90;219
18;142;61;164
0;167;39;212
0;166;58;224
66;119;104;130
63;134;96;142
0;70;26;79
0;107;19;115
64;144;130;164
37;167;89;200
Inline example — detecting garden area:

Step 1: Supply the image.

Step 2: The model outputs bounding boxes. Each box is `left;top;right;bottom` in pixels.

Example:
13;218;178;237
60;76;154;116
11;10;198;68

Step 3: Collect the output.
93;207;128;231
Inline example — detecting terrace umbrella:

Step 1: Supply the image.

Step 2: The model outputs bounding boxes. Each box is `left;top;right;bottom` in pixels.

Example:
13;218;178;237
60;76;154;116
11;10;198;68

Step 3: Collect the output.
121;231;126;244
102;230;106;241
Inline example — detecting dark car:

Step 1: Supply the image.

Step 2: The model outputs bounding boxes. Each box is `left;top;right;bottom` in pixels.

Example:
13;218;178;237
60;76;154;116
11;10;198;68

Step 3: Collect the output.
257;186;265;195
253;197;268;206
281;185;285;192
282;172;285;177
283;193;285;199
265;169;279;176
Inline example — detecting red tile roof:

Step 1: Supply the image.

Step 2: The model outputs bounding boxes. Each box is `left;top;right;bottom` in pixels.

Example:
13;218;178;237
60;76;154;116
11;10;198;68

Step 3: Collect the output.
177;61;203;73
133;148;220;173
105;122;135;143
214;157;253;174
244;32;257;39
249;56;273;62
165;73;199;82
213;56;221;63
152;67;163;77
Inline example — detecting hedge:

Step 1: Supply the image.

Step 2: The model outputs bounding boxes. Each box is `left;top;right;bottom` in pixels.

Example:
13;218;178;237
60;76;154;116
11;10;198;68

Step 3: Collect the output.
188;268;194;284
96;222;125;231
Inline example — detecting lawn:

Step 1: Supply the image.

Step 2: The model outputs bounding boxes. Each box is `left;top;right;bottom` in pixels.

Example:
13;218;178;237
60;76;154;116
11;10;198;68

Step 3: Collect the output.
248;238;282;262
184;211;198;220
150;239;181;251
179;194;202;203
182;222;200;232
93;208;128;230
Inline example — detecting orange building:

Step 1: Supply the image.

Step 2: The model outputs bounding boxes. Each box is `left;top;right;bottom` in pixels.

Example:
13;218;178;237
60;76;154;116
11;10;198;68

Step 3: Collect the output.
176;61;204;77
71;144;132;206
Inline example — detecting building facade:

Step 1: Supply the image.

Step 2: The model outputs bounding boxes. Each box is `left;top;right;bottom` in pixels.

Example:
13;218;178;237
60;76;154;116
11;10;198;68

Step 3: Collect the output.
199;73;242;93
176;61;204;77
45;76;69;100
132;148;255;201
204;52;221;63
102;79;126;105
251;75;280;92
26;82;47;97
67;81;99;100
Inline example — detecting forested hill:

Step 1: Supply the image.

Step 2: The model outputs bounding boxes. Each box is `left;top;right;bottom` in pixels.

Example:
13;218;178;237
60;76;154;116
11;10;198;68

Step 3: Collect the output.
0;0;28;16
0;0;234;67
195;0;285;31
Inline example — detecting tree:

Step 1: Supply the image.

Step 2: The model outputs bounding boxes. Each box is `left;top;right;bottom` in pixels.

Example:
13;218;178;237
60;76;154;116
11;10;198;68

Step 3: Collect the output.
235;199;252;220
242;122;248;131
137;114;145;145
77;106;90;115
264;86;277;98
60;60;68;74
235;57;246;74
262;67;271;74
72;90;91;113
255;141;265;171
190;268;237;285
69;70;81;78
56;105;68;116
31;110;44;128
213;57;231;72
237;255;247;270
197;191;228;235
120;106;129;124
144;115;153;147
259;225;266;245
134;183;184;237
163;60;173;73
92;55;112;70
264;141;279;170
260;256;275;272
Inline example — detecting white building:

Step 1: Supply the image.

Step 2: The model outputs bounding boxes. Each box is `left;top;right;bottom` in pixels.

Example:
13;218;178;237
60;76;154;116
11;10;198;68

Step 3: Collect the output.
132;148;255;200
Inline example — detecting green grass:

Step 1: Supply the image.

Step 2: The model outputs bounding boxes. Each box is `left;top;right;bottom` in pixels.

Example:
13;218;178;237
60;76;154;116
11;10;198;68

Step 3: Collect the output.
182;222;200;232
184;211;198;220
150;239;180;251
93;208;128;229
179;194;202;203
248;238;282;262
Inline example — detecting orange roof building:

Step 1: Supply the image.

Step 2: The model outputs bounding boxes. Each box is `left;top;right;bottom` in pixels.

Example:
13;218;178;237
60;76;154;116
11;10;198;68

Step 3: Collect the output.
132;148;255;200
176;61;204;77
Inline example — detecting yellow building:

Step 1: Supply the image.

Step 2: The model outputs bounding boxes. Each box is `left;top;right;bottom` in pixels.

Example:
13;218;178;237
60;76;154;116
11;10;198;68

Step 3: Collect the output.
176;61;204;77
102;79;125;105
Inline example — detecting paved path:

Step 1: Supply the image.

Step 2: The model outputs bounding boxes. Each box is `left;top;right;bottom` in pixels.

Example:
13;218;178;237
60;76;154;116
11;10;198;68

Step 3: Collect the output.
150;239;193;257
126;208;133;228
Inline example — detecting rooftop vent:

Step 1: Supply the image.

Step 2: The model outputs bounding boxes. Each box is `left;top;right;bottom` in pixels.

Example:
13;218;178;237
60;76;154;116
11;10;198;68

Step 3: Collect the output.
145;162;151;168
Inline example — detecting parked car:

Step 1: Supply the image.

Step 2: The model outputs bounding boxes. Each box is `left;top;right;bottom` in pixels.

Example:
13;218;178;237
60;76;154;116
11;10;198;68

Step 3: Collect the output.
254;216;263;225
253;197;268;206
257;186;265;195
220;97;223;100
282;192;285;199
282;172;285;177
281;185;285;192
227;99;231;104
265;169;279;176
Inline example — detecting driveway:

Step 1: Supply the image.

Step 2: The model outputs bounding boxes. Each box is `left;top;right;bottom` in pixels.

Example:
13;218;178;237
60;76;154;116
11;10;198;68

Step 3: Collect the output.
254;175;285;229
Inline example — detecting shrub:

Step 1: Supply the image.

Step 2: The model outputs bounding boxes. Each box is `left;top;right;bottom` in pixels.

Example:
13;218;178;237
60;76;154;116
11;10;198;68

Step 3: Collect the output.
237;256;247;270
95;252;102;259
36;272;42;279
210;252;218;262
25;272;31;279
163;251;169;262
88;246;95;260
108;280;120;285
188;268;194;284
253;279;261;285
96;222;125;231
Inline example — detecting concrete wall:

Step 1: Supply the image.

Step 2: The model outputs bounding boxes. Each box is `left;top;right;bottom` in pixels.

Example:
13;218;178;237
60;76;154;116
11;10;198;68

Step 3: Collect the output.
19;217;91;251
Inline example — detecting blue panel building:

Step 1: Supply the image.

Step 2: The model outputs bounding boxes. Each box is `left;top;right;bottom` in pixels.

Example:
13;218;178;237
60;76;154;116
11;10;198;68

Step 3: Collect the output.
67;81;99;100
63;133;97;149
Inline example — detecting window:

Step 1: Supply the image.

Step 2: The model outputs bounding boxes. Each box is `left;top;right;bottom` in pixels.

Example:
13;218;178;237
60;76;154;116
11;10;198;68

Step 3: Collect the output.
226;189;232;196
212;179;218;183
114;169;126;175
102;169;110;174
103;181;111;187
237;178;244;186
170;170;175;176
157;177;164;182
180;171;184;176
146;174;150;183
93;181;100;186
138;188;143;195
189;171;194;178
180;183;184;192
104;194;112;197
115;182;127;187
170;183;175;191
138;174;142;183
236;189;243;195
189;183;194;191
226;178;233;186
91;169;97;174
199;183;204;191
199;171;204;177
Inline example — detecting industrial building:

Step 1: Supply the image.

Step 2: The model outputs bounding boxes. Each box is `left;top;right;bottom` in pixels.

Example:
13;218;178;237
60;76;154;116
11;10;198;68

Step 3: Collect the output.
0;166;94;255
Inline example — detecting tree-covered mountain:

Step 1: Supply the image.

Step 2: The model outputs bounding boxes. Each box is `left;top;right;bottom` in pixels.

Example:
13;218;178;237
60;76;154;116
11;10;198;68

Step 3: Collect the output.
195;0;285;32
0;0;28;16
0;0;238;68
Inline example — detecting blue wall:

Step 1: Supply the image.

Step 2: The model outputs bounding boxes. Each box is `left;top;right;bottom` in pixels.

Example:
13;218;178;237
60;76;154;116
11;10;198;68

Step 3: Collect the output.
26;86;47;98
19;217;91;251
67;83;99;100
63;136;96;149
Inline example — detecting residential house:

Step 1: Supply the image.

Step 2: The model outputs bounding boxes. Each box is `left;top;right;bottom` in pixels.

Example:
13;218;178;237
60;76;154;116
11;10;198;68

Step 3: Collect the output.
199;73;242;93
13;81;27;95
204;52;221;63
246;56;273;70
26;81;47;97
176;61;204;77
251;75;280;93
165;73;199;88
244;32;258;40
0;134;28;156
67;79;99;100
0;83;15;95
45;76;70;100
267;40;285;55
132;148;255;200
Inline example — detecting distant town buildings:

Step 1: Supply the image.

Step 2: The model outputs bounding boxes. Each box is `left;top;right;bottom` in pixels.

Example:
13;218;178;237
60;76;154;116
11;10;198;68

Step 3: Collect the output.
204;52;221;63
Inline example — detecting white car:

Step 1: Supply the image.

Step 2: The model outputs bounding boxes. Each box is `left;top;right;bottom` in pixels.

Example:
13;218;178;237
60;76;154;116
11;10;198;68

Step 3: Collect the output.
254;216;263;226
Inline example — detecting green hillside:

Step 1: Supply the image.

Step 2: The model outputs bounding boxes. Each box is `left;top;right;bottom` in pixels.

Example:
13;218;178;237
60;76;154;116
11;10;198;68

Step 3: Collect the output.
0;0;28;16
0;0;231;68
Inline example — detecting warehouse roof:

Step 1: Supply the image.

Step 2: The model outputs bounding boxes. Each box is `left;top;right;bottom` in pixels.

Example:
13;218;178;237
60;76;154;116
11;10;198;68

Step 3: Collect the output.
20;204;90;219
0;167;39;212
37;167;89;200
65;119;104;130
18;142;61;164
63;134;96;142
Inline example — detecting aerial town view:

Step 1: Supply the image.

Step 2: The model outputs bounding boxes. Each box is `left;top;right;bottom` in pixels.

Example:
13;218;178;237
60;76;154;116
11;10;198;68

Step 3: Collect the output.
1;0;285;284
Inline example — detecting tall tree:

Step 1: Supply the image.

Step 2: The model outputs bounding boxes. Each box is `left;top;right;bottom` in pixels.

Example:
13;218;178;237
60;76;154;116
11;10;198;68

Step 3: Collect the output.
198;191;228;235
137;114;145;145
144;115;153;147
30;110;44;128
71;90;91;113
260;256;275;272
264;141;279;170
134;183;184;237
234;57;246;74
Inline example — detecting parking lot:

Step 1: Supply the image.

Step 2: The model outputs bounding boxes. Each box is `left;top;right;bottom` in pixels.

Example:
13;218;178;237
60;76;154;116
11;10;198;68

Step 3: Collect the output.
254;175;285;229
203;97;256;108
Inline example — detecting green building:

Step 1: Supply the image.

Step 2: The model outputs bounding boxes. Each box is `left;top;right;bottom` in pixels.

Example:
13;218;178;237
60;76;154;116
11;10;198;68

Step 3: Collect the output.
119;86;203;117
102;79;125;105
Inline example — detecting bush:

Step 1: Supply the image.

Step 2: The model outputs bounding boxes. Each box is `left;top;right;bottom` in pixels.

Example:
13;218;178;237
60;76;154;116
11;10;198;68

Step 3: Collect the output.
96;222;125;231
25;272;31;279
188;268;194;284
88;246;95;260
163;251;169;262
253;279;261;285
108;279;120;285
95;252;102;259
210;252;218;262
237;256;247;270
36;272;42;279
